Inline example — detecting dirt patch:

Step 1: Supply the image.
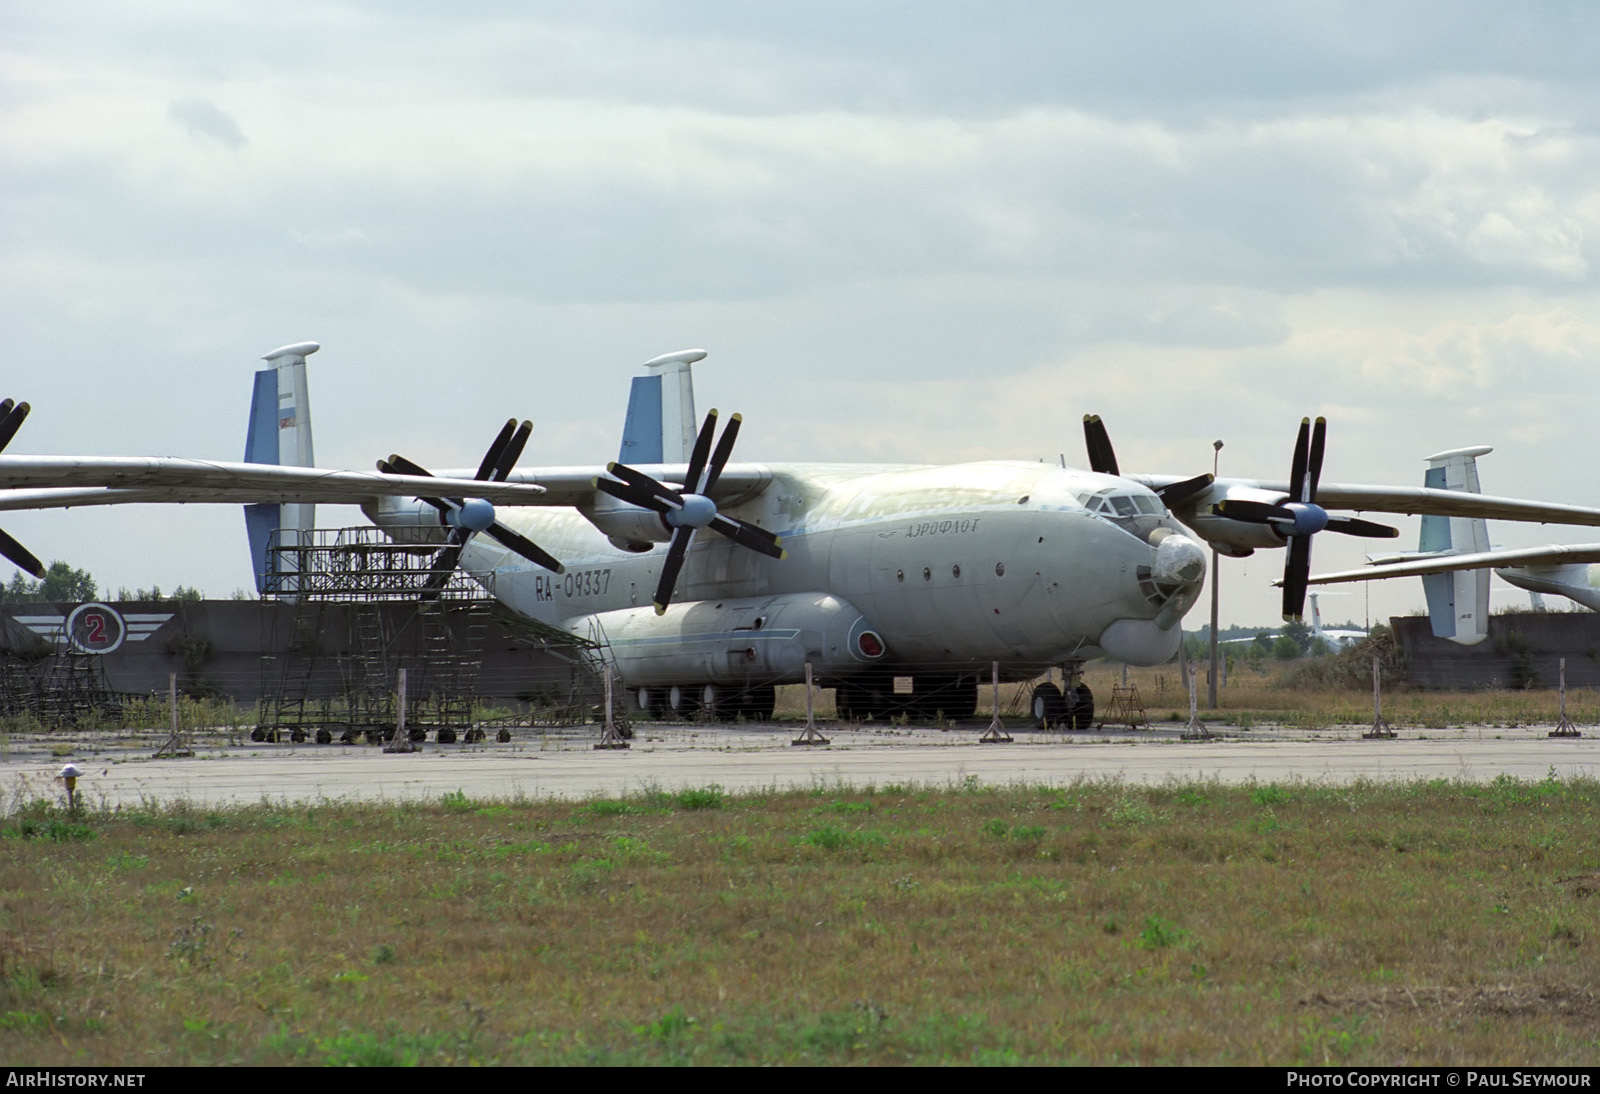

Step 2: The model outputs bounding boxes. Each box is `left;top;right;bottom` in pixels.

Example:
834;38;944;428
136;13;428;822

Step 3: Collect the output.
1304;984;1600;1020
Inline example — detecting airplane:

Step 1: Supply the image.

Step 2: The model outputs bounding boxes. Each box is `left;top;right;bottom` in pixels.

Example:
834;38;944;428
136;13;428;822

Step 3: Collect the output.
1308;592;1366;651
8;344;1600;729
1301;445;1600;643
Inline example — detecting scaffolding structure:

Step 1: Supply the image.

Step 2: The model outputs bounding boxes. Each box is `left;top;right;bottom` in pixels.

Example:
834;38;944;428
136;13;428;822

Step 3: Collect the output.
254;526;608;743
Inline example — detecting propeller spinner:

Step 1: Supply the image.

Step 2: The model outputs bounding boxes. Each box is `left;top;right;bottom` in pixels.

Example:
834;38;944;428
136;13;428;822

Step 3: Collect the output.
382;418;564;599
1212;417;1398;620
593;408;785;614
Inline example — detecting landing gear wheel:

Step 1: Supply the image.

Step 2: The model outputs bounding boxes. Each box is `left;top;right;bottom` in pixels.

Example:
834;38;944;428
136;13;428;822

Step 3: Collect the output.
1031;683;1066;730
315;728;332;745
700;684;721;721
1069;684;1095;731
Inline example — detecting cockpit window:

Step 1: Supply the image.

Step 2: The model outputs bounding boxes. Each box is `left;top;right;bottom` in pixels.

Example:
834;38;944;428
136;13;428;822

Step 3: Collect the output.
1081;488;1167;537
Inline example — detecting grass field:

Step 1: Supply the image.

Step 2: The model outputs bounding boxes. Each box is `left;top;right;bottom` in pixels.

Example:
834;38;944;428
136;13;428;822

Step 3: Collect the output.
3;776;1598;1066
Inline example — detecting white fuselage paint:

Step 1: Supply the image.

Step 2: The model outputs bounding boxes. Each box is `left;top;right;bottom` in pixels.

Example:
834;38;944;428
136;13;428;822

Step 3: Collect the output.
369;460;1207;685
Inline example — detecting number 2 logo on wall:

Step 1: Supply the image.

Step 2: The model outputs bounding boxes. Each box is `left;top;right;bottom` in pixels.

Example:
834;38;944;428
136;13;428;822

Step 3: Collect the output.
65;602;126;654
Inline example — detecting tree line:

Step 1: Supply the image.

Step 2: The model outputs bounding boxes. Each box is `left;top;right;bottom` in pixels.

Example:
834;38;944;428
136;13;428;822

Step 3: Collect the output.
1;562;208;604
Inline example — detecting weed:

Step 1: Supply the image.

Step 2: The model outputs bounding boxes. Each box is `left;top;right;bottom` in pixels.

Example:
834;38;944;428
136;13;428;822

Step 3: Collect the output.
675;785;725;810
1136;916;1189;950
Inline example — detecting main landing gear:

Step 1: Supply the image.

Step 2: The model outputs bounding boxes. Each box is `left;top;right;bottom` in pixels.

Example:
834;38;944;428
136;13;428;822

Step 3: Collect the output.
1031;680;1095;731
634;683;778;722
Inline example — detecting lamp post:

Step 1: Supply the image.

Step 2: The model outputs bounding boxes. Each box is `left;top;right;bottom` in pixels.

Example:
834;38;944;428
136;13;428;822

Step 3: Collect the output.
1208;439;1223;710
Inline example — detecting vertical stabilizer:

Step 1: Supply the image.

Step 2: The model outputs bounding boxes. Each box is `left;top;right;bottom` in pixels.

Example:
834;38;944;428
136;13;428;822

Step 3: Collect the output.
245;341;320;595
1417;446;1493;645
620;349;704;465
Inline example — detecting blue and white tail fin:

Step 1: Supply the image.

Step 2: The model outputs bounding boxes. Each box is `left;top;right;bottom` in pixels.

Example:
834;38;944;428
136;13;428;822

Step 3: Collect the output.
1415;445;1493;645
244;341;319;595
619;349;704;465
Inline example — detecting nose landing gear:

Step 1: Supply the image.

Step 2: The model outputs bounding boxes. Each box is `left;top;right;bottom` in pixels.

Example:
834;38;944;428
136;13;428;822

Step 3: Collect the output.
1031;675;1094;731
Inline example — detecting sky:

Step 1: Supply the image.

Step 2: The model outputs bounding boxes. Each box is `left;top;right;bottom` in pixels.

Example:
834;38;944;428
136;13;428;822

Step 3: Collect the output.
4;1;1600;628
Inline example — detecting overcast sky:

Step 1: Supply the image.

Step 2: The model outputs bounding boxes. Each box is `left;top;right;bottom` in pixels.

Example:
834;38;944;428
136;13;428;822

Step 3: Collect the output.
5;1;1600;629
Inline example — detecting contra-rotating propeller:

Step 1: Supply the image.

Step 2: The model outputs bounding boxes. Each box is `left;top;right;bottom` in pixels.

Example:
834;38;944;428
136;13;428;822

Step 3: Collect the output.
593;408;785;614
1211;416;1398;620
0;398;46;578
1080;414;1215;509
381;418;564;598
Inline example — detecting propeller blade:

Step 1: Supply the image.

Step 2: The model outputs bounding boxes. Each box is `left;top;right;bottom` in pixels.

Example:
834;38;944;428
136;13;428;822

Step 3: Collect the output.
1082;414;1119;476
1156;473;1214;510
475;419;518;481
491;420;533;482
700;412;741;496
0;400;30;454
0;526;45;578
483;522;565;574
708;513;785;559
381;457;451;516
1288;418;1311;504
653;527;695;614
605;462;686;505
682;409;718;494
1324;516;1399;539
593;475;675;515
1306;416;1326;502
1282;534;1312;621
1213;498;1294;525
386;454;434;480
420;538;466;599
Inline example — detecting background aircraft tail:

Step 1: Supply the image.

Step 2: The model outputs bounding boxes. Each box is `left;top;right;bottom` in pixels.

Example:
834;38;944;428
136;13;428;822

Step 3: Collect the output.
244;341;319;594
619;349;704;465
1414;446;1492;645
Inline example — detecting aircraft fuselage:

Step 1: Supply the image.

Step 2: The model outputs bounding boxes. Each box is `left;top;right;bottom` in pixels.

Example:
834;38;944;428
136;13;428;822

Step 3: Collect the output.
368;460;1207;690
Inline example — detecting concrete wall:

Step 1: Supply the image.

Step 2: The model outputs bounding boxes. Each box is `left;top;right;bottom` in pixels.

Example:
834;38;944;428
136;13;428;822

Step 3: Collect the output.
0;600;593;705
1392;612;1600;690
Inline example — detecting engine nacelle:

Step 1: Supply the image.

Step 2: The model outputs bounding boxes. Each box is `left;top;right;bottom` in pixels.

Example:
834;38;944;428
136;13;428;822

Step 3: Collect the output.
593;592;886;688
361;497;449;547
579;496;673;552
1175;484;1288;555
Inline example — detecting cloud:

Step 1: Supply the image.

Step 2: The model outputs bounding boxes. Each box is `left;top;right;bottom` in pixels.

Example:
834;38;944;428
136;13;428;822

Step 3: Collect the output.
167;97;247;150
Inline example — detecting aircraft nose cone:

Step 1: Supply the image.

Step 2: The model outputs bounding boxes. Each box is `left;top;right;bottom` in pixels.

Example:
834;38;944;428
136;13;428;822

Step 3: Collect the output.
1153;532;1206;586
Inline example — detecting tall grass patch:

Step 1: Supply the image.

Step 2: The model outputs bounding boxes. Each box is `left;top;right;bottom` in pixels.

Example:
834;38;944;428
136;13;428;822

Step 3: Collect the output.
2;779;1598;1065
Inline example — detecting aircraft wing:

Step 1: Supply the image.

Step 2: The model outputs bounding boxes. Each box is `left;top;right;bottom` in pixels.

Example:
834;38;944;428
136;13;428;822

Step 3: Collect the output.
1304;544;1600;585
1131;475;1600;526
498;464;773;508
0;457;549;512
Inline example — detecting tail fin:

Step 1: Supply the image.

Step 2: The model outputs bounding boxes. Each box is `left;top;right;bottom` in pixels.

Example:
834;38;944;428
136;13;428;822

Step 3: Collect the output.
1417;445;1492;645
244;341;319;595
619;349;704;465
